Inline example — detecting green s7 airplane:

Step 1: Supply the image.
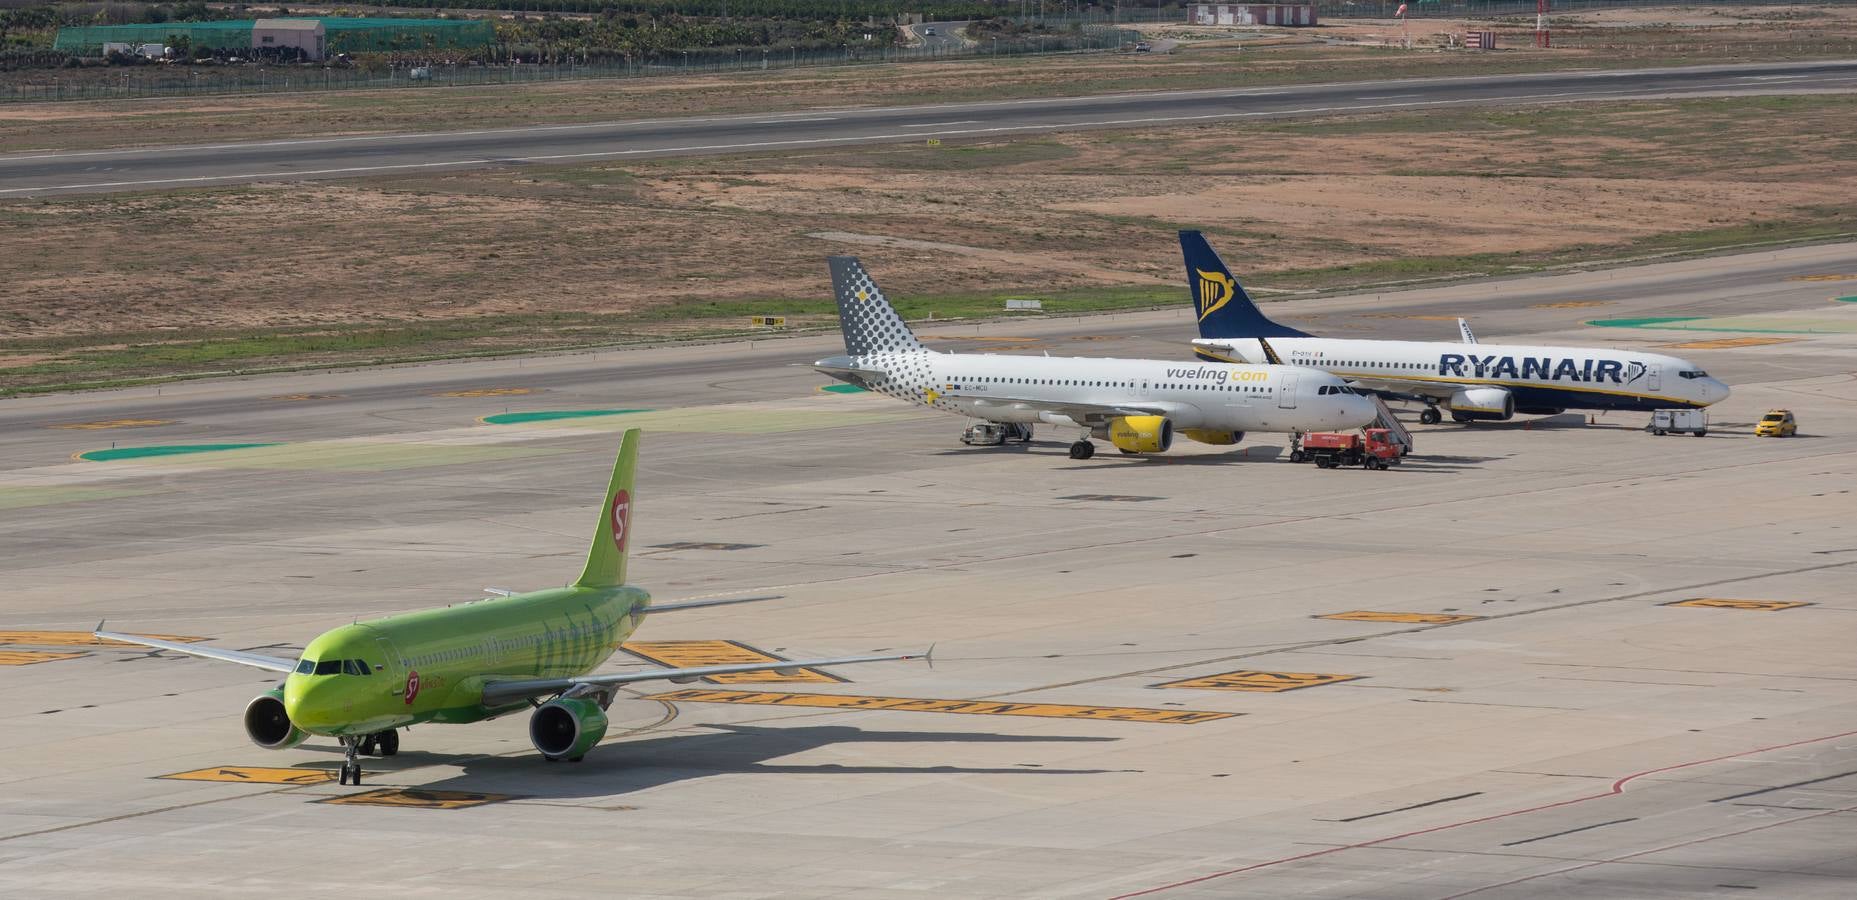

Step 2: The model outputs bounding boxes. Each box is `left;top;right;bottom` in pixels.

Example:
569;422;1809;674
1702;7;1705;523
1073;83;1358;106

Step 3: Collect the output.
100;429;923;786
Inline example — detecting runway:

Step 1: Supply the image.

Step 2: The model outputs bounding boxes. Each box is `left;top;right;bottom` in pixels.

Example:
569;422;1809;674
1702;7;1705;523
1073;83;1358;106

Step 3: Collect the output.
2;59;1855;197
2;243;1854;897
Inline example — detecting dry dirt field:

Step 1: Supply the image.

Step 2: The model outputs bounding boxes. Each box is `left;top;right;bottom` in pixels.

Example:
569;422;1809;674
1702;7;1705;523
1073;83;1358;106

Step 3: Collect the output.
3;91;1854;392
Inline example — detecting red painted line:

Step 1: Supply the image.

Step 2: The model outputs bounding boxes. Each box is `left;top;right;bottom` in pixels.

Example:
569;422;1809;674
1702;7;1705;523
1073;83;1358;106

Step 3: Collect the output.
1106;728;1857;899
1440;799;1857;899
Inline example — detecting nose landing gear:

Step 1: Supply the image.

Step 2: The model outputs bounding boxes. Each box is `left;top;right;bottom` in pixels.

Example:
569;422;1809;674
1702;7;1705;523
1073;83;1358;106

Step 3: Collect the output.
338;730;400;785
338;737;362;786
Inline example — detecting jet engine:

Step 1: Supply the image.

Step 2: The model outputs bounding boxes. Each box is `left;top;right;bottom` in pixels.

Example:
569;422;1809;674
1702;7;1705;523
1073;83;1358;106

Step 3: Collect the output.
1104;416;1173;453
244;688;308;750
1180;429;1244;446
1447;387;1514;421
529;696;609;762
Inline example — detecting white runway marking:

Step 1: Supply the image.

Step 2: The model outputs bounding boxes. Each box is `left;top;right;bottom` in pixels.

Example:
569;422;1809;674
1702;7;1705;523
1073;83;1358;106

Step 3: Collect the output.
900;120;980;128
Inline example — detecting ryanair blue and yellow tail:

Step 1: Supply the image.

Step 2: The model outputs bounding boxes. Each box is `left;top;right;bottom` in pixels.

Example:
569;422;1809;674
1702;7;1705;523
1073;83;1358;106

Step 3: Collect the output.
1179;231;1309;340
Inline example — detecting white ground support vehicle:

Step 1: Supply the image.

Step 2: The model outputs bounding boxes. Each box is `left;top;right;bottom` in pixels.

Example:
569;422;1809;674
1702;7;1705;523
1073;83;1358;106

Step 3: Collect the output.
1646;408;1708;437
962;422;1034;446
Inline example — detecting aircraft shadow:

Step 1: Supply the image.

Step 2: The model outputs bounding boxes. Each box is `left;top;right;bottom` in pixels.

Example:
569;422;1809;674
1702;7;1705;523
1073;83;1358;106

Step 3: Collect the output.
379;723;1121;800
931;443;1285;464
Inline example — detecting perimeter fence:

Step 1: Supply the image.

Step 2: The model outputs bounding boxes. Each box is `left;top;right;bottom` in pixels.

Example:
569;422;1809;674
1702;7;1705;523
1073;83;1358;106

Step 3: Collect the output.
0;26;1140;103
1046;0;1848;24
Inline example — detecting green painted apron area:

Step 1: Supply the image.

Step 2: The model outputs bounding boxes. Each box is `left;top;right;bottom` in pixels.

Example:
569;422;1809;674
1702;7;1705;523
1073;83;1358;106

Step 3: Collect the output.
1587;314;1857;334
81;442;565;471
1836;296;1857;303
498;406;925;434
481;409;652;425
818;384;868;394
79;443;280;462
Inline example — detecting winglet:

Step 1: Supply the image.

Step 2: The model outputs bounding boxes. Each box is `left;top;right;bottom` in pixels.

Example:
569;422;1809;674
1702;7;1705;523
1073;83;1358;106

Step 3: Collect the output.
575;429;641;589
93;619;105;637
925;642;936;670
1256;336;1284;365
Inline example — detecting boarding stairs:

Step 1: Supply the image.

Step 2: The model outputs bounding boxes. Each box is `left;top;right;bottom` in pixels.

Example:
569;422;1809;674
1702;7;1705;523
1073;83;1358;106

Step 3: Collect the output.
1371;395;1414;456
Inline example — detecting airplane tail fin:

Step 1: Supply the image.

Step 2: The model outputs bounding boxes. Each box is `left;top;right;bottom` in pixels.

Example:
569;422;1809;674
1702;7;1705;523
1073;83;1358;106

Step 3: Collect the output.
829;256;927;357
575;428;640;589
1179;230;1309;340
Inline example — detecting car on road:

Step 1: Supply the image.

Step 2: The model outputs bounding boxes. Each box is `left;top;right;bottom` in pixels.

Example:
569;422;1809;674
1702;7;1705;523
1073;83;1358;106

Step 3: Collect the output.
923;26;937;36
1755;409;1797;437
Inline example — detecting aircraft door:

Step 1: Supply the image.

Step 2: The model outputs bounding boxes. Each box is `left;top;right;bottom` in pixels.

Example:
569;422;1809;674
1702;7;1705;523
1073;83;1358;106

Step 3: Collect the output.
1278;371;1299;409
1647;364;1662;392
374;636;407;700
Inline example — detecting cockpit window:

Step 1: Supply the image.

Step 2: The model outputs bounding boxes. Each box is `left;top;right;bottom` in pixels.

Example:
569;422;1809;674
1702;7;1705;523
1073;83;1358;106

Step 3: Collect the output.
341;659;371;676
314;659;342;675
1678;370;1710;379
295;659;314;675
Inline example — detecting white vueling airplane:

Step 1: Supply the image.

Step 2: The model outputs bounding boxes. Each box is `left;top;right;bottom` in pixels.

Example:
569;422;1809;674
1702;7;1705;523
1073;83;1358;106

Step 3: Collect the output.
1179;232;1730;424
812;256;1377;460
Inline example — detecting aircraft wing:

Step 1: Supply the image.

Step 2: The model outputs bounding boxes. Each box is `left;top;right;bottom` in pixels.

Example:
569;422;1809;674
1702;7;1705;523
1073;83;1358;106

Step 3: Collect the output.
95;628;297;673
479;649;928;707
942;392;1169;425
1343;378;1458;404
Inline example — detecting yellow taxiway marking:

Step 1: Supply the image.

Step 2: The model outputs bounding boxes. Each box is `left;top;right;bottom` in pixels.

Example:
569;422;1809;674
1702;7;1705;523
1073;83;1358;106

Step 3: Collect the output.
1155;670;1363;692
1529;301;1613;309
45;419;173;430
268;393;343;401
651;688;1237;724
1361;314;1460;320
0;630;206;647
1659;336;1801;350
622;640;841;684
160;766;335;785
435;388;533;398
0;650;85;666
320;789;516;809
1665;598;1812;611
1787;273;1857;282
1318;611;1483;625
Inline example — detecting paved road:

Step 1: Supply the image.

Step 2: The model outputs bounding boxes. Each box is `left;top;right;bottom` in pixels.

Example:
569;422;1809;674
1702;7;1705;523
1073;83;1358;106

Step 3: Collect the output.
2;60;1853;197
913;20;970;52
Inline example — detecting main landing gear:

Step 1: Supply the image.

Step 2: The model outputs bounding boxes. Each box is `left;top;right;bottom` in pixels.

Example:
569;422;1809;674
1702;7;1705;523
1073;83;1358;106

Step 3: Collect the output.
1068;440;1096;460
1419;407;1442;425
337;730;400;785
359;729;399;758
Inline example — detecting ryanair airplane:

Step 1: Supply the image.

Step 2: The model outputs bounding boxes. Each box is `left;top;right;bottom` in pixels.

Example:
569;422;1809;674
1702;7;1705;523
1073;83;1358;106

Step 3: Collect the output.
813;257;1377;460
1179;232;1730;424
